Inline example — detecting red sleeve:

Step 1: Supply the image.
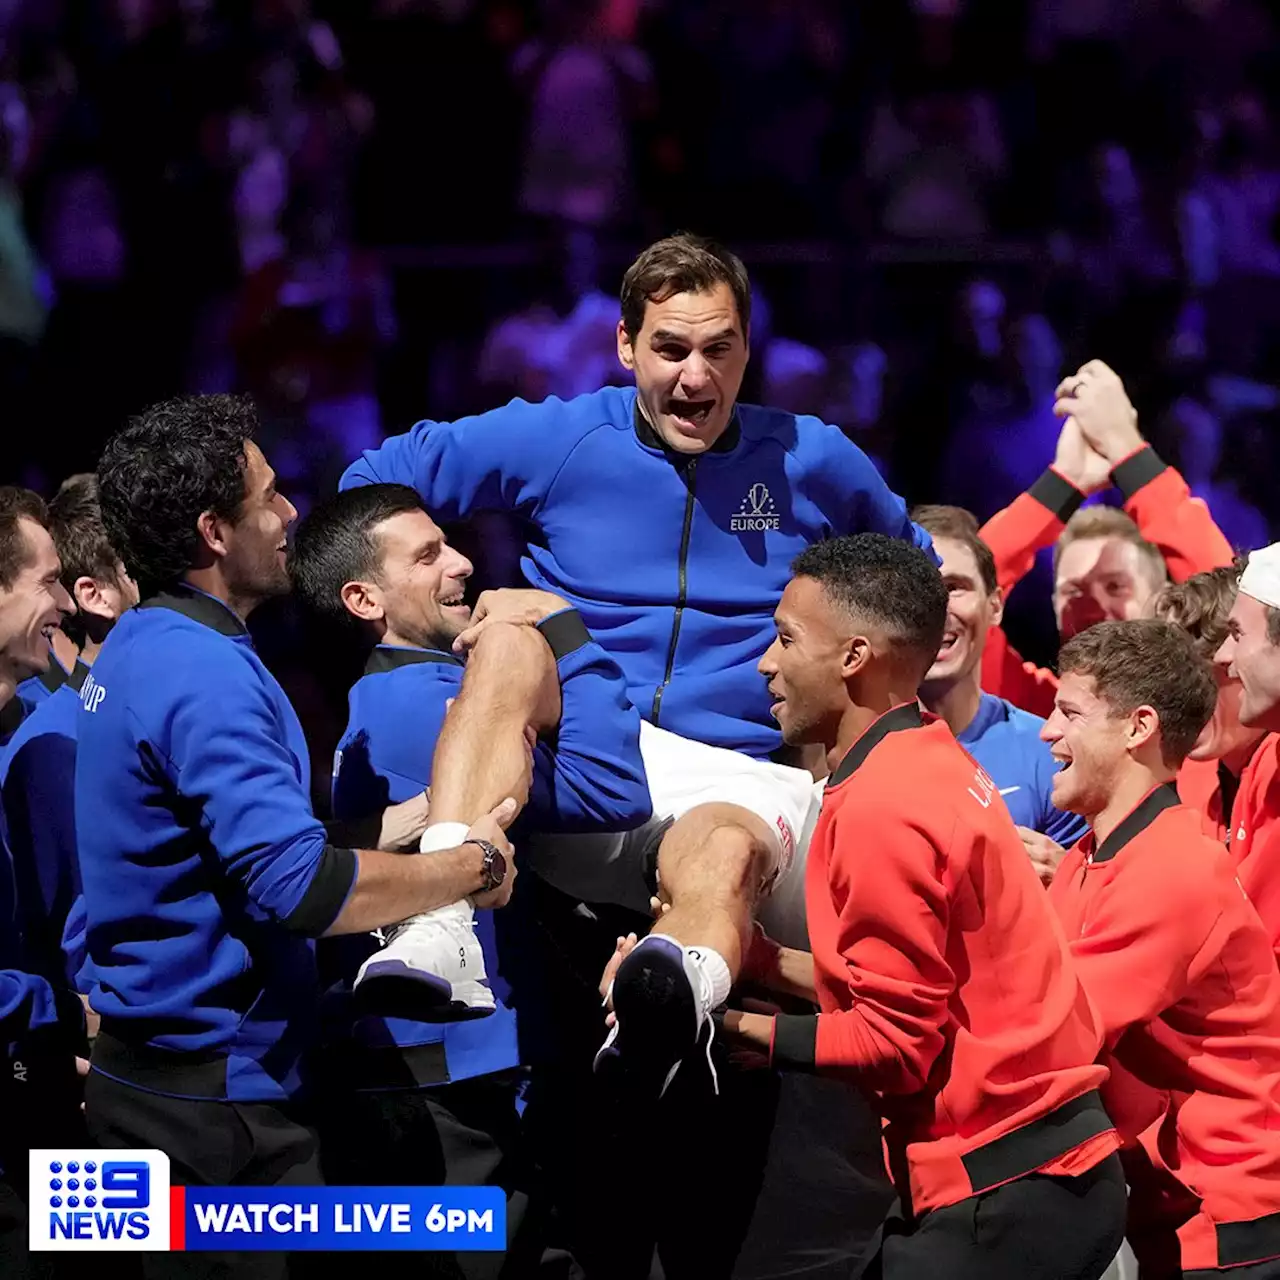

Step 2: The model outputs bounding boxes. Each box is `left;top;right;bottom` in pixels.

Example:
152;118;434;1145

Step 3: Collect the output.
1050;845;1222;1048
1114;448;1234;580
979;469;1085;596
1235;821;1280;965
773;798;953;1095
980;626;1059;719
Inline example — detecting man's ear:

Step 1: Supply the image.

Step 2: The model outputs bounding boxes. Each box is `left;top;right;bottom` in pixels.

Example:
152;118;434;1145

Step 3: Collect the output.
195;509;230;562
73;576;111;624
987;585;1005;630
617;319;637;373
340;579;385;625
1128;704;1161;756
840;634;873;681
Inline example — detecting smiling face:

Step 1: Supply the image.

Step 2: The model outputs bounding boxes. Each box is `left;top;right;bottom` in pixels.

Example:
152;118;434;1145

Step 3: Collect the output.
1217;590;1280;732
921;536;1001;691
353;509;474;651
217;441;297;608
0;518;73;685
757;576;853;749
1039;671;1136;818
617;282;749;454
1054;536;1162;639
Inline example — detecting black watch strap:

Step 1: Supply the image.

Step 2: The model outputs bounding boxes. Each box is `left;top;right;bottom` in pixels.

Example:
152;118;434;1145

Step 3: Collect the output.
464;838;505;891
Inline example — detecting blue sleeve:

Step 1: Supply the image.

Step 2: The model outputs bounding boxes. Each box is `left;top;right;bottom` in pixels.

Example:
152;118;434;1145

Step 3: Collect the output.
1043;802;1089;848
161;649;355;933
339;396;576;522
61;895;90;995
526;611;651;832
1;728;82;980
811;423;936;562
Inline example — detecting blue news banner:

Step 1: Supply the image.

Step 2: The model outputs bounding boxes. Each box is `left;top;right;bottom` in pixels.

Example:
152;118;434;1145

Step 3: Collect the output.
31;1153;505;1253
176;1187;507;1252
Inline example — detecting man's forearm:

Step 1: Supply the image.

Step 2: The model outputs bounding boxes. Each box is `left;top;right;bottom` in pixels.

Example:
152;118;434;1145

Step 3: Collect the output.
323;845;487;936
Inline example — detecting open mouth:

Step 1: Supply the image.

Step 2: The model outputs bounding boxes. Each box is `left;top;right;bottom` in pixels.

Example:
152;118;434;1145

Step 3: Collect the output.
40;621;56;642
667;398;715;430
935;630;961;661
438;591;469;616
767;687;785;719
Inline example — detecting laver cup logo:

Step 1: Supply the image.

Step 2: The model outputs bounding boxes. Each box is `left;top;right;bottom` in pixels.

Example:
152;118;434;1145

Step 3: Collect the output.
30;1150;171;1251
731;483;780;532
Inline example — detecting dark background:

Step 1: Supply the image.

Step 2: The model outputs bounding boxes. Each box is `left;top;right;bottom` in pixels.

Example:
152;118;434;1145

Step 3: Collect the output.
2;0;1279;798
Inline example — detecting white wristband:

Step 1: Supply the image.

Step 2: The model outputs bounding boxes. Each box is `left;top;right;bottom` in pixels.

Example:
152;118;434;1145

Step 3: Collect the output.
419;821;471;854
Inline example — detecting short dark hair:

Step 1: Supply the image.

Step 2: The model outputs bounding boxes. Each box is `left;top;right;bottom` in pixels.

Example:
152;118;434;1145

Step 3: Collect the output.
620;233;752;342
791;534;947;677
97;395;258;598
47;474;124;646
1151;563;1243;660
910;504;997;594
289;484;427;628
1058;619;1216;767
0;487;48;590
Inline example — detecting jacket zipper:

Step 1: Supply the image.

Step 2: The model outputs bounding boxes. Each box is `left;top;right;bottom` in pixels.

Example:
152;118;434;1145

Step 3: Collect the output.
651;458;697;725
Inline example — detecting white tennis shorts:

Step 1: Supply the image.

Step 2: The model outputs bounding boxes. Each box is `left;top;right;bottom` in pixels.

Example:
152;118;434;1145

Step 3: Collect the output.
528;721;820;937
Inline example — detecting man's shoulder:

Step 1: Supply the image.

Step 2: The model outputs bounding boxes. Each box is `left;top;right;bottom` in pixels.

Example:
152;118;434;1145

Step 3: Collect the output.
0;681;79;768
347;655;459;729
738;402;847;453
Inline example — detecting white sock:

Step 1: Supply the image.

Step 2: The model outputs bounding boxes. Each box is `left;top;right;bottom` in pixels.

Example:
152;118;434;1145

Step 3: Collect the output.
684;945;732;1010
420;821;470;854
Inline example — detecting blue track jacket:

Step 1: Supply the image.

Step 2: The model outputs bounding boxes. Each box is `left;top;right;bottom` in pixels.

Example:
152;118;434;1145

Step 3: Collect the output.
341;387;931;760
327;608;649;1089
75;587;356;1102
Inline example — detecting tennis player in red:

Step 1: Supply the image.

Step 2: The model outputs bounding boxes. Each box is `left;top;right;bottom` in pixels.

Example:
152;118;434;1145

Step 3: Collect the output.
1044;619;1280;1278
724;534;1125;1280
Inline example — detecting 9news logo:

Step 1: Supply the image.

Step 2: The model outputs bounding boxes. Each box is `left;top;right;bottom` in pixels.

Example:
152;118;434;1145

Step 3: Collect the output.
29;1150;171;1251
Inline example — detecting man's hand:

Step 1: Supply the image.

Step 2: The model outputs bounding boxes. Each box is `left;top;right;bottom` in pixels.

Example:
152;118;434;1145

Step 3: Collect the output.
1052;415;1112;496
1053;360;1143;465
453;589;571;655
600;932;640;1015
378;790;432;851
469;797;520;910
1017;826;1067;886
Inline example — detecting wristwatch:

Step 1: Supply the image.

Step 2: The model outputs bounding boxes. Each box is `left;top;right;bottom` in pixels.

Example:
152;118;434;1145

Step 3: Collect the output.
465;839;507;893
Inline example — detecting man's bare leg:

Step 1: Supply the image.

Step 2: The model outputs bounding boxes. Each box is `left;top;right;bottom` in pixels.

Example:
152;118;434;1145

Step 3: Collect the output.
646;804;776;975
357;621;561;1016
597;803;779;1092
425;621;562;832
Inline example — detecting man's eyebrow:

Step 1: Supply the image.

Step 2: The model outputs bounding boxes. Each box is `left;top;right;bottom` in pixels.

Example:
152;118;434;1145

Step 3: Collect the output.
650;327;739;344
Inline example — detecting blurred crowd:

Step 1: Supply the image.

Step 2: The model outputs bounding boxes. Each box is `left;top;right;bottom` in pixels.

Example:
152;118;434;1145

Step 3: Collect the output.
1;0;1280;660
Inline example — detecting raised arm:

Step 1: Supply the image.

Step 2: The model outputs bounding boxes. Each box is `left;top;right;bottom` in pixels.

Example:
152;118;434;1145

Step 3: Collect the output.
340;394;585;525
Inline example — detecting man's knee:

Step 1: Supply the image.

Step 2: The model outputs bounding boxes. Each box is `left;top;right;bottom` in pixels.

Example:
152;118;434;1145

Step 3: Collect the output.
657;803;778;900
462;623;560;726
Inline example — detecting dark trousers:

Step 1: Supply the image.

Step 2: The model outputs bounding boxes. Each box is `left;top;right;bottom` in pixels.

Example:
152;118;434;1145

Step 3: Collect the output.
319;1070;540;1279
1185;1263;1280;1279
863;1153;1128;1280
84;1069;323;1280
505;873;892;1280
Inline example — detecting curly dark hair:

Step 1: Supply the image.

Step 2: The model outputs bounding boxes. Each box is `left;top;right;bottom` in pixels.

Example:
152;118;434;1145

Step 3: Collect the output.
97;395;258;598
791;534;948;678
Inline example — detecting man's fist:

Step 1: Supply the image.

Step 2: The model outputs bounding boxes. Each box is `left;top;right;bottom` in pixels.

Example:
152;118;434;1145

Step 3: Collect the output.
1053;360;1143;465
453;589;570;655
1017;826;1067;886
1052;415;1112;497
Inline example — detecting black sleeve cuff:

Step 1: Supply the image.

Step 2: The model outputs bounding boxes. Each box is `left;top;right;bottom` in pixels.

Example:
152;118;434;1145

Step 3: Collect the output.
771;1013;819;1072
1111;445;1165;500
324;813;380;849
537;609;590;662
1028;469;1086;523
284;844;357;936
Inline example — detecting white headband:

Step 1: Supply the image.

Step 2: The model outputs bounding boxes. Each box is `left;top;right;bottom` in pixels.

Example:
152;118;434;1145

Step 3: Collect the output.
1238;542;1280;612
